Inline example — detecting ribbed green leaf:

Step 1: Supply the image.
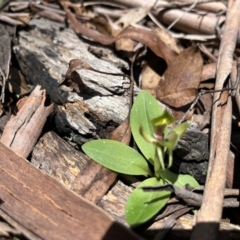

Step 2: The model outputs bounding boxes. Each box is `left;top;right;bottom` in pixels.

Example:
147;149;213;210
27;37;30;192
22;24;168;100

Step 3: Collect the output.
82;140;152;175
125;177;170;227
160;169;199;188
130;90;163;164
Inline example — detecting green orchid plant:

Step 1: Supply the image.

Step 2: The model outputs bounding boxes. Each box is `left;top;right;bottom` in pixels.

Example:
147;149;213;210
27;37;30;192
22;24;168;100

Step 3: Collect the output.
82;90;199;227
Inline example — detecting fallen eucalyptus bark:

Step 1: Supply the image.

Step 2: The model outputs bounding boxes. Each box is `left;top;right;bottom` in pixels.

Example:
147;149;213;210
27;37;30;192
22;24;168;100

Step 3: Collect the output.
0;142;142;240
32;131;117;204
14;18;130;141
1;85;53;158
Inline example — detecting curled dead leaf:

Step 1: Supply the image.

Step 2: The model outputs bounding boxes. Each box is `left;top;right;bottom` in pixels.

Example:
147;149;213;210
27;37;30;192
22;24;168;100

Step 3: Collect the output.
115;7;151;29
154;28;181;54
66;9;177;65
58;59;128;92
157;46;203;108
58;59;89;92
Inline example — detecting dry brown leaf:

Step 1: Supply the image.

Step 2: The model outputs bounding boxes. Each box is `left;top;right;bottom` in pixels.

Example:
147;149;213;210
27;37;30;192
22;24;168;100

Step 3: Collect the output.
201;62;216;82
108;117;131;145
154;28;181;54
87;17;114;36
141;28;180;90
199;93;212;113
115;37;137;53
115;7;151;29
157;46;203;108
60;1;86;16
141;51;167;89
116;27;178;65
59;70;85;92
0;14;24;25
141;64;161;89
66;9;177;65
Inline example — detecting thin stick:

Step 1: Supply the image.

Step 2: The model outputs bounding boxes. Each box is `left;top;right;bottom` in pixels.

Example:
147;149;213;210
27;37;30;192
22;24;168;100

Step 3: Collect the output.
167;0;198;31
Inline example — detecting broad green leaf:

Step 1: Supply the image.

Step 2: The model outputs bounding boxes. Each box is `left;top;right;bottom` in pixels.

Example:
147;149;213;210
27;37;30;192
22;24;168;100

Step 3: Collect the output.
176;174;199;188
125;177;170;227
160;169;199;188
130;90;163;164
82;140;152;175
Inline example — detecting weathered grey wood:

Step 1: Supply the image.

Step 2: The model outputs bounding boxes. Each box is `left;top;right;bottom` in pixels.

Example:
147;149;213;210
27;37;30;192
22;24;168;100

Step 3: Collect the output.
1;85;53;158
32;131;117;204
31;131;87;187
14;18;130;139
0;23;11;101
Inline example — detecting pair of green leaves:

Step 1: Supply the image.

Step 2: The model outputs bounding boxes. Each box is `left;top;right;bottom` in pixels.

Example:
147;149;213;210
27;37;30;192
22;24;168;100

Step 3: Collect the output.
82;90;199;227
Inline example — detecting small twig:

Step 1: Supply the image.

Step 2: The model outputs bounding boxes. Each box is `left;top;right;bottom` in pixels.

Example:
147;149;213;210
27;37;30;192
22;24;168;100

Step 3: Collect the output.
153;206;192;240
148;12;166;30
199;44;217;62
142;184;240;208
189;185;240;197
164;0;226;9
154;204;191;221
167;0;198;31
142;184;203;207
223;198;239;208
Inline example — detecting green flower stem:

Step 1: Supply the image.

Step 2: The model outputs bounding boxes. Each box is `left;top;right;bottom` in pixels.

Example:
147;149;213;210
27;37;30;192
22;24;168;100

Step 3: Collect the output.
155;145;165;174
167;150;173;169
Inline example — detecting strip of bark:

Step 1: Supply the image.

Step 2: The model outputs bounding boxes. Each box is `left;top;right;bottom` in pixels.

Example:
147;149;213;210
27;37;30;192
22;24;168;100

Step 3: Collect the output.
0;142;142;240
1;85;53;158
